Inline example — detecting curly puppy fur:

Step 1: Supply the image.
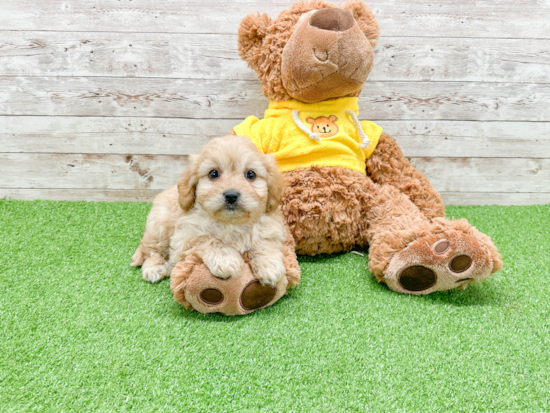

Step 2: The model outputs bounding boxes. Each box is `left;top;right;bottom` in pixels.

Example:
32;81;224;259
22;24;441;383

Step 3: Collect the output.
133;136;289;287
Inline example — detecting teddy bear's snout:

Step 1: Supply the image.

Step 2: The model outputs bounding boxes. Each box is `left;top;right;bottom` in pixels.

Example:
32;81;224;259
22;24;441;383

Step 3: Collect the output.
309;8;355;32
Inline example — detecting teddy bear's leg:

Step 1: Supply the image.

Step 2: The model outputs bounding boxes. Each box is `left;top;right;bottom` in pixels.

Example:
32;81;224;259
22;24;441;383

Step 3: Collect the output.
366;132;446;221
360;182;502;295
170;230;299;315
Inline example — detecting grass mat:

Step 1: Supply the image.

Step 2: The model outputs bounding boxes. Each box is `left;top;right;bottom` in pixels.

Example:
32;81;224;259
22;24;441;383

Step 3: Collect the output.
1;200;549;412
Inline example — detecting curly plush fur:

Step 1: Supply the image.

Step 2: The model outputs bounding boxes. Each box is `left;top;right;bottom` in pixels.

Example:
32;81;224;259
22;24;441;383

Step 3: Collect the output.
233;0;503;295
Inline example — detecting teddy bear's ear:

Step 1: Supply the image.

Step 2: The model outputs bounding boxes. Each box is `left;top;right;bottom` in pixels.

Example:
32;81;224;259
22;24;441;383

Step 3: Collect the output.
341;0;380;48
328;115;338;122
238;12;272;68
306;117;315;124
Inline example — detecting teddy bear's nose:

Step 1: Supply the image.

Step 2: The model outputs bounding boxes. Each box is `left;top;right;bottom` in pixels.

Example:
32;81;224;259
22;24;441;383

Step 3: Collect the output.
309;8;355;32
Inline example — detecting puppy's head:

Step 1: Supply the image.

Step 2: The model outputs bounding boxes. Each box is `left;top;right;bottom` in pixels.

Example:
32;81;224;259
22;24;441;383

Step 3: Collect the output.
177;136;283;225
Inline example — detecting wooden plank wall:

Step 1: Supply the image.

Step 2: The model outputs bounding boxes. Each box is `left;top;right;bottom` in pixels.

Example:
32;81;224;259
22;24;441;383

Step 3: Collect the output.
1;0;549;205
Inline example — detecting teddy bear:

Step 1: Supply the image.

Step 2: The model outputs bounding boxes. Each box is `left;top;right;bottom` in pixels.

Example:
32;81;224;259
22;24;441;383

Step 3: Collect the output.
228;0;503;295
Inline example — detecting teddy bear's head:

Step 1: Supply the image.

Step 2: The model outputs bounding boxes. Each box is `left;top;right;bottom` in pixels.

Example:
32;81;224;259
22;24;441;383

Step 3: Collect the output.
238;0;379;103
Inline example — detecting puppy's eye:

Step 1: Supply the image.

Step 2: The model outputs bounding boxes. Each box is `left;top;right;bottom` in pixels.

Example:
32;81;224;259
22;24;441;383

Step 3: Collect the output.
208;169;220;180
245;170;256;180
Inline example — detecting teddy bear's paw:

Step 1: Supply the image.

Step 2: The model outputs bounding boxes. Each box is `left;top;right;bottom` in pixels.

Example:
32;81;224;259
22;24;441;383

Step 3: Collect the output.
142;260;173;283
174;261;285;316
382;229;501;295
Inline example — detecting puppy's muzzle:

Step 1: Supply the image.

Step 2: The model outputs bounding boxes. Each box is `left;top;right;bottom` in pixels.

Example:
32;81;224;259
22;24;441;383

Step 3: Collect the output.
223;190;240;209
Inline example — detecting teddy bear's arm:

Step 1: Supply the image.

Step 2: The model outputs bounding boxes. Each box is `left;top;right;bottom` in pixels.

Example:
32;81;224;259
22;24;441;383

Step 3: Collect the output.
366;132;446;221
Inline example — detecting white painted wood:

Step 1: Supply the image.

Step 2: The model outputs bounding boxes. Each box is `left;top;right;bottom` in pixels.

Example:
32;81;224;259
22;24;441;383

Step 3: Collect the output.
409;157;550;193
0;0;548;206
2;153;548;194
1;33;549;84
3;189;550;207
1;188;161;203
2;117;550;159
0;153;187;190
379;121;550;158
2;77;550;121
0;0;549;39
0;116;234;154
440;192;550;206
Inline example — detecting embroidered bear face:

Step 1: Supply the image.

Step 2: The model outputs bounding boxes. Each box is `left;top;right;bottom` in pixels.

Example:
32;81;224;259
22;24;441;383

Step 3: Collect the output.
306;115;339;138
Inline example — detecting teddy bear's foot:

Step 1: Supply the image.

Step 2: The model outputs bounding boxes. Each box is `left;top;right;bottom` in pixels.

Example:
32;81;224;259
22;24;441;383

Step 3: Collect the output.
170;254;298;316
381;223;502;295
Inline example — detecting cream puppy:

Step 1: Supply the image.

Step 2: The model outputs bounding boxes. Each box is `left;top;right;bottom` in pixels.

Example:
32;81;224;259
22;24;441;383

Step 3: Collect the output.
131;136;287;287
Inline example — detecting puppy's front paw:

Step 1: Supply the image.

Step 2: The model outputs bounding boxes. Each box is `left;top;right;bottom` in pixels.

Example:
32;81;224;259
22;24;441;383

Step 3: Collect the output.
250;258;286;287
142;262;173;283
205;251;244;280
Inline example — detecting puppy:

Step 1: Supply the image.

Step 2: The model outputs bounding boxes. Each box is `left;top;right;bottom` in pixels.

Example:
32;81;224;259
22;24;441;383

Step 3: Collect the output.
131;135;287;287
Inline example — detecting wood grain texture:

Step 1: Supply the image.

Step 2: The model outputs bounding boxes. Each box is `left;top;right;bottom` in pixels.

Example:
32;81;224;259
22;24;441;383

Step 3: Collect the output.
0;153;187;190
440;192;550;206
2;77;550;121
0;116;233;154
409;157;550;193
2;117;550;159
0;0;549;38
3;189;550;207
0;0;548;206
2;153;548;194
2;33;549;84
1;188;161;203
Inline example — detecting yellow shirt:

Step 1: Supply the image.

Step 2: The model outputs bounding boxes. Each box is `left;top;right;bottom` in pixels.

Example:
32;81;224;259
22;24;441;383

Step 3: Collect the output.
233;97;382;175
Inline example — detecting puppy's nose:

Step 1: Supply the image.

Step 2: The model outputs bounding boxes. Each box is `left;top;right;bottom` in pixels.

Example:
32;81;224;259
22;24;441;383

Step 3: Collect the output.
309;8;355;32
224;190;240;205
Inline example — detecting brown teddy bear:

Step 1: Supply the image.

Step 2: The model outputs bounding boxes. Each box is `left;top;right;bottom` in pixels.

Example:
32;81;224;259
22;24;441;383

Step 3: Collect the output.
230;0;503;295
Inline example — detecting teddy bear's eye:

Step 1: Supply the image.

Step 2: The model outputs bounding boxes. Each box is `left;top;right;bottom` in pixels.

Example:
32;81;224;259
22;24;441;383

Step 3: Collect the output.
208;169;220;180
245;170;256;180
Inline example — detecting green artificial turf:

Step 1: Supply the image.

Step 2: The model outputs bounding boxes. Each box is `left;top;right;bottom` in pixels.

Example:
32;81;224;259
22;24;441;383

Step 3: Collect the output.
1;200;549;412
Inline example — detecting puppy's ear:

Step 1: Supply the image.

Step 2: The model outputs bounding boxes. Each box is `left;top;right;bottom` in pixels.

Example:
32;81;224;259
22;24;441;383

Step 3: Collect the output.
263;154;284;213
177;154;200;212
341;0;380;48
238;12;272;70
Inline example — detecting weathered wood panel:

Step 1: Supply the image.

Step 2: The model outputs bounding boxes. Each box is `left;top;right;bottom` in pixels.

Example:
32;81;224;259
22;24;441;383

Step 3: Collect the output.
1;33;549;84
0;0;549;39
1;188;161;203
0;153;187;190
441;192;550;207
409;158;550;193
2;77;550;121
2;117;550;159
2;153;548;194
4;188;550;206
0;116;233;155
0;0;548;206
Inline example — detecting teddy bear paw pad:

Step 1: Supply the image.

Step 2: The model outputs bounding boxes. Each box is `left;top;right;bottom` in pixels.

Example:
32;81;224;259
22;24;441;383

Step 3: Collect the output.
240;281;277;310
200;288;224;305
